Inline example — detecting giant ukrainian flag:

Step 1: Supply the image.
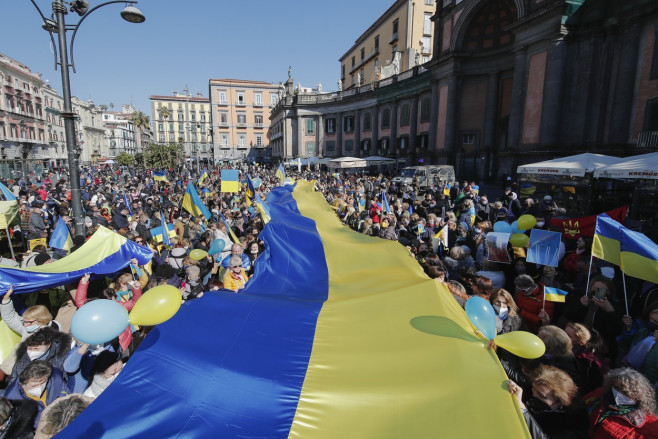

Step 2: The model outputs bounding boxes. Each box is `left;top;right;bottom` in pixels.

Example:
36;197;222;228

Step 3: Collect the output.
0;226;153;295
58;181;529;438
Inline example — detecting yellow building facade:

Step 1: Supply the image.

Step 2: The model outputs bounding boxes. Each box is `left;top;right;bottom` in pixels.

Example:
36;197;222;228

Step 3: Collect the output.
208;79;283;161
149;92;213;166
339;0;435;90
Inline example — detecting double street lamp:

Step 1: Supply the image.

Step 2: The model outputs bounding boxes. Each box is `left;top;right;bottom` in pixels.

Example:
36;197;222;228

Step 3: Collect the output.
29;0;145;236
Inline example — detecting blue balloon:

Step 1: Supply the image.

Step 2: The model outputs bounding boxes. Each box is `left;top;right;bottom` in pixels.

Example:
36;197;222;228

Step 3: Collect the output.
493;221;512;234
511;221;520;235
71;299;130;345
208;239;226;256
465;296;497;340
252;178;262;188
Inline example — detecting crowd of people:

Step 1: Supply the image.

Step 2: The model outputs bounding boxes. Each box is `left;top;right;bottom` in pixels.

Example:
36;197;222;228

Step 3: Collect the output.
0;162;655;438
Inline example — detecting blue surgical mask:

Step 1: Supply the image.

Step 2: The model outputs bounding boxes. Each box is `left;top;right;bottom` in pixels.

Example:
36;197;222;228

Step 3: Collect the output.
25;324;41;334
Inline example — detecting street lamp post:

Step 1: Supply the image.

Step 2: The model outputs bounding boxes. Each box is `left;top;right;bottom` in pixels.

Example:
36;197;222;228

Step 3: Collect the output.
29;0;145;236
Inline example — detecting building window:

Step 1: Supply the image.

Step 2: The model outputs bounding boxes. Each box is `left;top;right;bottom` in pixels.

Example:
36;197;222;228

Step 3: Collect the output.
158;123;164;132
351;56;355;68
421;36;431;54
255;114;263;126
462;133;476;144
342;65;345;78
218;91;227;104
237;92;245;105
256;134;263;147
237;113;246;124
344;116;354;133
270;92;277;106
178;113;184;121
652;24;658;80
305;141;315;155
220;111;228;124
200;113;206;122
424;13;432;35
392;19;399;40
375;36;379;51
238;134;246;147
179;125;184;133
191;112;196;122
363;112;372;131
375;58;379;68
326;118;336;134
382;108;390;128
400;103;410;126
425;0;433;4
221;133;229;147
361;48;365;60
325;141;335;152
420;97;431;122
169;123;174;131
345;139;354;152
306;119;314;134
254;92;262;106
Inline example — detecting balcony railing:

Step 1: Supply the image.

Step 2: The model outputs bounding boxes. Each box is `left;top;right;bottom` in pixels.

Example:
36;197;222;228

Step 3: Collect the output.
637;131;658;148
236;122;247;128
254;122;264;128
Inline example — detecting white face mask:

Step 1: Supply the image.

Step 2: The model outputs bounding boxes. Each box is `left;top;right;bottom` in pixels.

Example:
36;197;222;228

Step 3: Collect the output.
612;388;636;406
536;221;545;228
27;349;47;361
493;305;509;319
26;383;46;397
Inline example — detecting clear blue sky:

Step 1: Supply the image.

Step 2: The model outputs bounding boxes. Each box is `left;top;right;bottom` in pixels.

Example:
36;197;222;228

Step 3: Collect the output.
1;0;394;116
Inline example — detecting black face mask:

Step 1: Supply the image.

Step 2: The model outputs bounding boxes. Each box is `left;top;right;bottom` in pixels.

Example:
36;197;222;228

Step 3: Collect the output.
526;397;552;413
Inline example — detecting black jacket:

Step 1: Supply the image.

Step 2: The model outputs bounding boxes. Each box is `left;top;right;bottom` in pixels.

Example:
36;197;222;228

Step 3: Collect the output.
9;327;72;387
0;399;38;439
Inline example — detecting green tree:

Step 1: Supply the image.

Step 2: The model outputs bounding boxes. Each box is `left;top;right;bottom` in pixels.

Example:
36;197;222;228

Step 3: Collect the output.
131;110;150;129
116;152;134;167
134;152;144;167
159;106;170;121
143;142;184;169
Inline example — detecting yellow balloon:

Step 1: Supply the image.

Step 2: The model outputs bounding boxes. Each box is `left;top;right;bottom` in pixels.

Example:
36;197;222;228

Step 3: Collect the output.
517;214;537;230
495;331;545;359
509;233;529;248
129;285;182;326
189;249;208;261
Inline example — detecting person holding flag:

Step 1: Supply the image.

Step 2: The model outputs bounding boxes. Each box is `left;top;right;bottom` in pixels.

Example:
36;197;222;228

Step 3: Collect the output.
49;217;72;254
182;182;211;220
275;164;286;182
198;169;209;186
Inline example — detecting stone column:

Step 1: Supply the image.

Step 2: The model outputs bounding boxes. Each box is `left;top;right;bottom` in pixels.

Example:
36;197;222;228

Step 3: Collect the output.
444;76;459;152
336;112;343;156
507;47;528;149
539;39;566;147
296;111;304;157
409;95;419;157
608;24;641;143
428;82;439;161
482;72;499;181
317;115;324;157
372;105;379;156
390;102;398;156
355;109;361;157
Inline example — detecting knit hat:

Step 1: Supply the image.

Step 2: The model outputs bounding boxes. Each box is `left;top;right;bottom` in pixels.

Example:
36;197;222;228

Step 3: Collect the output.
458;221;469;231
34;253;51;266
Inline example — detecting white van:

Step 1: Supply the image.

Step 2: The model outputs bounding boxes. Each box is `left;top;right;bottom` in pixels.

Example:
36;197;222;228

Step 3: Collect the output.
392;165;455;188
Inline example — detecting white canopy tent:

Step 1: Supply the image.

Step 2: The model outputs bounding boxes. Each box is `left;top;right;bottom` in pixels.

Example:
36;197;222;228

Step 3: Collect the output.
327;157;368;169
363;156;395;165
517;153;622;177
593;152;658;180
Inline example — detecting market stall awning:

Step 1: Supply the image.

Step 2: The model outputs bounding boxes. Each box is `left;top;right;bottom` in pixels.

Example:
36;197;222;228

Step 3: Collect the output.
517;153;622;177
593;152;658;180
327;157;368;169
0;201;18;229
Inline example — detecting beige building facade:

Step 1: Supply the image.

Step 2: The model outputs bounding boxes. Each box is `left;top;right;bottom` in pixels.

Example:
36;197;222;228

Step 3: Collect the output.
208;79;283;162
339;0;435;90
150;92;212;166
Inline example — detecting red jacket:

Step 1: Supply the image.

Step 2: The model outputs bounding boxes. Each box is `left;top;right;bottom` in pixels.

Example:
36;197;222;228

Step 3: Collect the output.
515;284;554;333
585;388;658;438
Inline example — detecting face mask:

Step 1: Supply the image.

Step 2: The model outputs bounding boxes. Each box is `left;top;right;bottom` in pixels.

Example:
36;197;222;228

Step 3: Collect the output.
493;305;508;319
26;383;46;397
27;349;47;361
474;228;482;234
536;221;545;228
612;388;636;406
250;249;258;254
25;324;41;334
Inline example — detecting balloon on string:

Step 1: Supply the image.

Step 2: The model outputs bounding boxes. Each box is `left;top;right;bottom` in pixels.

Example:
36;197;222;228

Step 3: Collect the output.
465;296;497;340
510;221;520;235
493;221;512;234
189;249;208;261
517;215;537;231
71;300;129;345
509;233;530;248
495;331;545;359
129;285;182;326
208;239;226;256
252;178;262;188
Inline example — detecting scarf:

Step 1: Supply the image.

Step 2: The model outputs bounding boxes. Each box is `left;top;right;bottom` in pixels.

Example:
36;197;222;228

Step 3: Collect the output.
596;403;637;426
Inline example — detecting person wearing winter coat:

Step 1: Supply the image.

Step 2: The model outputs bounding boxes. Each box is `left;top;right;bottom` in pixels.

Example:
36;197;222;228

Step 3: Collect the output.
0;397;38;439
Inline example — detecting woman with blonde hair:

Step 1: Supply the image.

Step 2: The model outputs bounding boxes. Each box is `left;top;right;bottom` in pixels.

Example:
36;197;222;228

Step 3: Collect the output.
508;365;589;438
537;325;585;391
223;256;249;292
490;288;522;334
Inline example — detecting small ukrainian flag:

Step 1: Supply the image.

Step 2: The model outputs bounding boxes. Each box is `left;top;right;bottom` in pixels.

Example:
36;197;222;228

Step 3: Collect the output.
49;217;72;252
544;287;568;303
